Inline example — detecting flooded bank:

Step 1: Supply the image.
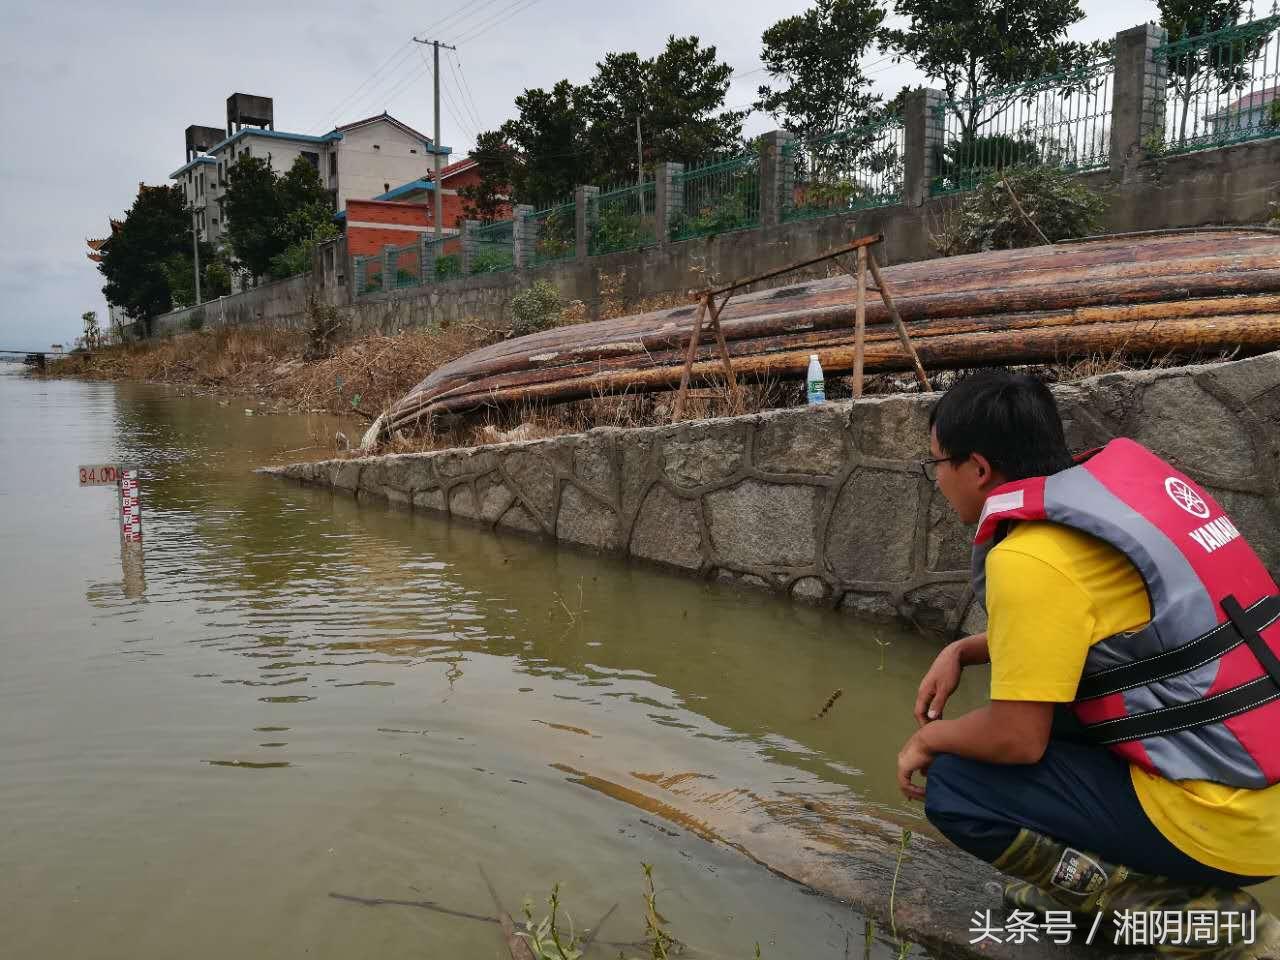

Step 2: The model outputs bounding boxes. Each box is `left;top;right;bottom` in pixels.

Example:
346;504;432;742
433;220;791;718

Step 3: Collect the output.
6;366;1277;958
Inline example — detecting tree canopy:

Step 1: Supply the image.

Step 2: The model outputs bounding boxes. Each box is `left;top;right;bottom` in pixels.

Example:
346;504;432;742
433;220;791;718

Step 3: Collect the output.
223;154;334;281
471;34;745;208
755;0;886;137
882;0;1103;137
98;184;198;330
1157;0;1269;145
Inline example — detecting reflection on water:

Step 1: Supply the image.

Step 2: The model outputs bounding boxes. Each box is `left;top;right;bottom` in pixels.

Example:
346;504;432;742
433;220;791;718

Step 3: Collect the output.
4;368;1270;959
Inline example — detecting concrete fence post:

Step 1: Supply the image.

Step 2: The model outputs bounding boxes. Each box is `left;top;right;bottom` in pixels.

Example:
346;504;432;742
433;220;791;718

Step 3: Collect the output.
419;234;432;283
461;219;479;275
758;130;795;227
574;185;600;260
903;88;946;207
382;245;396;291
512;203;536;270
1110;23;1169;179
653;162;684;247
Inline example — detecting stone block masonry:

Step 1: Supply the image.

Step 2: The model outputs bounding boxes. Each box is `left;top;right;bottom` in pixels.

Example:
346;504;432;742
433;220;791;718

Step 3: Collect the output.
265;351;1280;636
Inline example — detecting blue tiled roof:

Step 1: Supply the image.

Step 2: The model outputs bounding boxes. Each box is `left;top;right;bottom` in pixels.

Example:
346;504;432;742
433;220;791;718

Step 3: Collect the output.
372;178;435;201
168;156;218;179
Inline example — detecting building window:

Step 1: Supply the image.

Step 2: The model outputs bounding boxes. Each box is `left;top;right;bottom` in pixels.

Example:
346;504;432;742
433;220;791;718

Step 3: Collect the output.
302;151;319;171
329;153;337;175
410;148;417;154
373;144;380;150
384;183;390;192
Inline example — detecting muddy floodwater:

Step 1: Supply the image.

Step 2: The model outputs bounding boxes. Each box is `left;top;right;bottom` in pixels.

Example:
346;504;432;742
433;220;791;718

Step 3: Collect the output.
4;367;1274;959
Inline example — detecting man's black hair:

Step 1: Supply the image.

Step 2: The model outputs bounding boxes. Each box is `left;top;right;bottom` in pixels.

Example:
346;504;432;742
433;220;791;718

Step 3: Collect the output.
929;370;1074;481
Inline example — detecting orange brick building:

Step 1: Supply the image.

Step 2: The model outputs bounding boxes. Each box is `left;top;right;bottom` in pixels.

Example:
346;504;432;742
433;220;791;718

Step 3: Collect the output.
340;156;510;257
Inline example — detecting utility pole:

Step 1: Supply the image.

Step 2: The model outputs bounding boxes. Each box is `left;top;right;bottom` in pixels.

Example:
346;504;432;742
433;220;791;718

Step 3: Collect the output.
413;36;456;240
191;207;202;306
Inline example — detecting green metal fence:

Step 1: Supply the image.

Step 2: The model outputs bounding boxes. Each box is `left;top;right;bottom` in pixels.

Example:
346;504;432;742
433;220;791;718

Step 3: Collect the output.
423;234;464;282
1157;12;1280;154
670;153;760;242
470;219;515;274
528;200;577;267
352;254;384;296
390;244;420;289
588;180;657;255
783;115;905;222
932;57;1116;195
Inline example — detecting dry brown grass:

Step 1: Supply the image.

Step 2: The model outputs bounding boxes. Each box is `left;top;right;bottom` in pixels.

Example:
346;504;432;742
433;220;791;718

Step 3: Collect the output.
48;291;1238;463
46;321;498;426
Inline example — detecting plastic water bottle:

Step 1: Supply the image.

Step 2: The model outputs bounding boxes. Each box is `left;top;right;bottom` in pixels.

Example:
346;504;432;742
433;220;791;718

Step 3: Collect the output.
806;353;826;405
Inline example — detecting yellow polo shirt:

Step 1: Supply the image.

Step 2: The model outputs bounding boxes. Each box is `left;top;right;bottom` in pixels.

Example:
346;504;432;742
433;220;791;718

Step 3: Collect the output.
986;520;1280;877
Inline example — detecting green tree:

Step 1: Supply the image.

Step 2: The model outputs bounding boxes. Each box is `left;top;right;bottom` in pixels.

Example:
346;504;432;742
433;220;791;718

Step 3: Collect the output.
585;35;746;180
98;184;192;332
460;130;516;223
1157;0;1271;145
223;155;285;280
268;159;340;280
501;80;594;206
225;155;337;281
882;0;1102;140
755;0;886;137
81;311;101;349
489;36;746;207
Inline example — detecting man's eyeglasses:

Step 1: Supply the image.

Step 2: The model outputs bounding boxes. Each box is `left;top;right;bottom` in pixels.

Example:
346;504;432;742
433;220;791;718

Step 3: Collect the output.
919;456;954;481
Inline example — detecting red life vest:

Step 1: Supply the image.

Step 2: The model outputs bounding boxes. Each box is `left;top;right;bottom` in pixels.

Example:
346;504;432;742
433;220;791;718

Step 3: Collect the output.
972;438;1280;788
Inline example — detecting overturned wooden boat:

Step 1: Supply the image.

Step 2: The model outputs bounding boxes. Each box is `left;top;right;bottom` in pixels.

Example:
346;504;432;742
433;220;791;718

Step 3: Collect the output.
385;229;1280;433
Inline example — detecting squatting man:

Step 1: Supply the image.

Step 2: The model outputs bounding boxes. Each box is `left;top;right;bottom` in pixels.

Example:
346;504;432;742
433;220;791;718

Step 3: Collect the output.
897;370;1280;957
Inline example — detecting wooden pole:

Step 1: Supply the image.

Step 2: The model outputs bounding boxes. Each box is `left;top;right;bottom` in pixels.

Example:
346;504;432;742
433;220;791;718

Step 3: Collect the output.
867;252;932;391
707;293;739;411
853;247;867;398
672;295;709;422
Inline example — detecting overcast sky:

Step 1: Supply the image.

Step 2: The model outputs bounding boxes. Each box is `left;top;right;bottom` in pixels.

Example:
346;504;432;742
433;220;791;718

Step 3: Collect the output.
0;0;1158;349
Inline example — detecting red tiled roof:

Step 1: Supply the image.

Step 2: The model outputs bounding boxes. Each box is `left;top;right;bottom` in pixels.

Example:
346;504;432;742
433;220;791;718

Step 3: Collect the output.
1223;85;1279;113
428;156;477;181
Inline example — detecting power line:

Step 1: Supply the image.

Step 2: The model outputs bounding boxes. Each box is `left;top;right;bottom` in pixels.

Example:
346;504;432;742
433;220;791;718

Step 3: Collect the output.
310;40;415;132
421;0;511;40
416;45;476;149
447;50;486;135
339;50;429;126
372;58;432;118
454;0;546;45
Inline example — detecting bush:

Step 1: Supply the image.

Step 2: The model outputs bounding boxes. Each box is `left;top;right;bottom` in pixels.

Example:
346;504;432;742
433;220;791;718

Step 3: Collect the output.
931;165;1107;257
668;192;754;239
395;268;417;286
471;249;514;274
510;280;562;338
434;255;461;281
187;308;206;332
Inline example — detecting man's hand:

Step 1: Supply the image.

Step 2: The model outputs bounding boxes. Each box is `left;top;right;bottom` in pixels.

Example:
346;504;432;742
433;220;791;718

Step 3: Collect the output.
897;730;935;801
914;645;962;725
913;632;989;726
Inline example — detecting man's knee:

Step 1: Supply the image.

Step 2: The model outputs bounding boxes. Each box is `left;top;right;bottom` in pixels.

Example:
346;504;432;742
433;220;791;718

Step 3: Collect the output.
923;752;971;834
924;752;1014;863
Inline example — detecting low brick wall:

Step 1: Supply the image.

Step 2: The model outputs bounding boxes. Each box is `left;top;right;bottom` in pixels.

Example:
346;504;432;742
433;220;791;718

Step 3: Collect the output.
265;351;1280;633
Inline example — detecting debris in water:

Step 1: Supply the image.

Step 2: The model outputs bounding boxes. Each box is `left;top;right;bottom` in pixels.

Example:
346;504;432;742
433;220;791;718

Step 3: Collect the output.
813;688;844;720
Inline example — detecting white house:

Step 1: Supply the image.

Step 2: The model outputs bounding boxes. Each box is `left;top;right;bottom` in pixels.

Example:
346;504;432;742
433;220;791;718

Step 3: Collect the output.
170;98;449;247
1208;85;1279;138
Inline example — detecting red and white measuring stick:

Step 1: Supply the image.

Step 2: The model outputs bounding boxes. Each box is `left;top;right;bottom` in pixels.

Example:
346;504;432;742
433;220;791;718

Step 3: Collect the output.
119;468;142;544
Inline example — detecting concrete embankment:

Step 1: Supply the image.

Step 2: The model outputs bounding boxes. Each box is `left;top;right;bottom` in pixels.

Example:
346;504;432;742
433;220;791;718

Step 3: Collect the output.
264;350;1280;634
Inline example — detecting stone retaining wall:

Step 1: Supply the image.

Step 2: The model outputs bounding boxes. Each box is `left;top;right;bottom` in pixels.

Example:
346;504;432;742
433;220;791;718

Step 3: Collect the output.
265;351;1280;634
